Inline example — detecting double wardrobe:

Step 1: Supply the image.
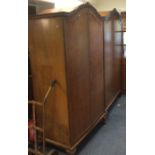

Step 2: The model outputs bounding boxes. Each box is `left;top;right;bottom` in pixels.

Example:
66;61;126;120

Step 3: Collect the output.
28;3;123;155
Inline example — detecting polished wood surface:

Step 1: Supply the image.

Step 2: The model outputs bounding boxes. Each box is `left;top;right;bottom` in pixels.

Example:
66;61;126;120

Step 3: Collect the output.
29;3;106;153
29;17;70;145
64;8;91;144
64;7;104;145
88;9;104;126
100;9;123;111
121;11;126;93
28;54;33;119
28;55;33;100
113;16;122;97
103;16;114;109
29;3;123;154
28;5;35;118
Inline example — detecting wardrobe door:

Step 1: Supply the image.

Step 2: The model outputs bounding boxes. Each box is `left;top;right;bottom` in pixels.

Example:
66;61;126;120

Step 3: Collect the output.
104;19;114;109
64;8;91;144
88;10;104;122
113;17;122;95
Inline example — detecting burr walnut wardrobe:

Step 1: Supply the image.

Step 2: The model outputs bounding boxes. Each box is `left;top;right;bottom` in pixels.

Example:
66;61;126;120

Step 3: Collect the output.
29;3;106;154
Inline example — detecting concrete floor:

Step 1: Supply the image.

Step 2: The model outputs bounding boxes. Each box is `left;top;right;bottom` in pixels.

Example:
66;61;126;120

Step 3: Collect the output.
48;95;126;155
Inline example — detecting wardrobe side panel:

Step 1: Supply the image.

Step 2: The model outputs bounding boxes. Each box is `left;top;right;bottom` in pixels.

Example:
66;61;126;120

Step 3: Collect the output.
113;17;122;95
28;17;70;145
104;19;114;108
88;11;105;122
64;9;91;144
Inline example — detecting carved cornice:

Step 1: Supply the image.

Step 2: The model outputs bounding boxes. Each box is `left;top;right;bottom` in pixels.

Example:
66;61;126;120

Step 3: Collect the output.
29;2;102;20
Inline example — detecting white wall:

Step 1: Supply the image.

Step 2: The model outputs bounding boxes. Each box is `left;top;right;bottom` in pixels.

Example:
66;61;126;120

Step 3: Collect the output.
88;0;126;11
30;0;126;14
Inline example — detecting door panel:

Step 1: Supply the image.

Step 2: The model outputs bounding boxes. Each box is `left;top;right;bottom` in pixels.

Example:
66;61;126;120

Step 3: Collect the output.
64;8;91;144
88;10;104;121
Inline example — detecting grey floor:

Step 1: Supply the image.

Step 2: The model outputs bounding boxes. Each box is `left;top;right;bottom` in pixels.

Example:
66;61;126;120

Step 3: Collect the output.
48;95;126;155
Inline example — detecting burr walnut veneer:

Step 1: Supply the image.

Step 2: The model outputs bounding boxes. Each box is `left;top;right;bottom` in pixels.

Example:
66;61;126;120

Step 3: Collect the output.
29;3;106;154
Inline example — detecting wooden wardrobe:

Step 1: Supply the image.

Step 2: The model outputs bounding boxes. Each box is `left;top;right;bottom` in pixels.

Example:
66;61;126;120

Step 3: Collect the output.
29;3;106;154
100;9;123;111
121;11;126;93
28;5;36;120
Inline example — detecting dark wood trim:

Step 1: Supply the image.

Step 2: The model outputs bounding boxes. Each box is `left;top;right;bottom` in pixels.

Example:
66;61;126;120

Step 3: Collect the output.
69;112;107;150
115;30;126;32
114;44;125;46
28;5;36;16
105;90;121;112
110;8;121;18
28;75;32;78
102;17;106;112
101;8;121;20
62;15;74;148
46;112;107;152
